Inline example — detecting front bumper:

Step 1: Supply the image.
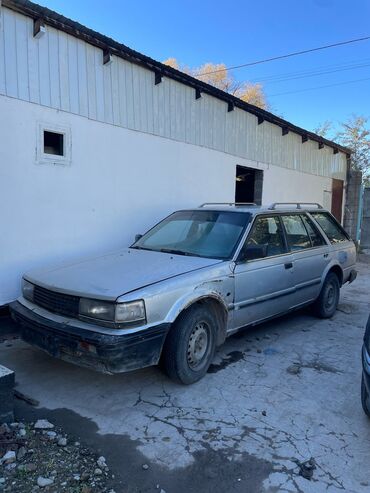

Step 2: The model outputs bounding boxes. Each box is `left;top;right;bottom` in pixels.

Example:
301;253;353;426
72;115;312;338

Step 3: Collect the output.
362;344;370;395
10;301;170;374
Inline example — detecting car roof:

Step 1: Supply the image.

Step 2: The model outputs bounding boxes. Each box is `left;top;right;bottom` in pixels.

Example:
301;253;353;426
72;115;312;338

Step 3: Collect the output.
188;203;328;215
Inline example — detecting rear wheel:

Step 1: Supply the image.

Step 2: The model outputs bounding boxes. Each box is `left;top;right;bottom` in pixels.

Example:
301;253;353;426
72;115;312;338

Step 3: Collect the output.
162;304;217;384
361;375;370;418
313;272;340;318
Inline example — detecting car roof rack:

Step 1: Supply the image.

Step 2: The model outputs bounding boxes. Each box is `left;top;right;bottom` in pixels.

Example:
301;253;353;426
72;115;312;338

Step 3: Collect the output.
199;202;257;207
268;202;323;210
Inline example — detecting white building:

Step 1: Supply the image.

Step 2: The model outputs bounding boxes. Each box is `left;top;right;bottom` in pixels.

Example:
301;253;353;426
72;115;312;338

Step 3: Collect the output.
0;0;351;306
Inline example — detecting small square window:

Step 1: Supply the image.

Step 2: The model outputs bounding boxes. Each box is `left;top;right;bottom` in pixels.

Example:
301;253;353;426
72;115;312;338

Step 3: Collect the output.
37;123;71;166
44;131;64;156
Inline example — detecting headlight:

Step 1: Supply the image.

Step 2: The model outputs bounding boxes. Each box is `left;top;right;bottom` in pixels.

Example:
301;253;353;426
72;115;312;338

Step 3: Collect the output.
79;298;116;322
79;298;146;326
22;279;34;302
116;300;146;324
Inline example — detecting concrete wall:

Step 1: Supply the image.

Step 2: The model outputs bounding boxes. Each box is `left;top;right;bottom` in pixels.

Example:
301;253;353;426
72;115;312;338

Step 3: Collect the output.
0;95;335;305
0;5;347;179
360;187;370;248
344;170;362;242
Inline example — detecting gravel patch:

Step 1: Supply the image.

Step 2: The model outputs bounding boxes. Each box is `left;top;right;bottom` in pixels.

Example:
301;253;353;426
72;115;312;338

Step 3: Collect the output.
0;420;116;492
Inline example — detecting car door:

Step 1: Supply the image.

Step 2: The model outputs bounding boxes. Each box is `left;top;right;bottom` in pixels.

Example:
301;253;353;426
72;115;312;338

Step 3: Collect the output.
233;214;296;329
280;213;330;308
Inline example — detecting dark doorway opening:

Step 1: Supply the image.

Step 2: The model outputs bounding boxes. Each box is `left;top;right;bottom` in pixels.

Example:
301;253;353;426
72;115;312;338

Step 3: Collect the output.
331;178;344;223
235;165;263;205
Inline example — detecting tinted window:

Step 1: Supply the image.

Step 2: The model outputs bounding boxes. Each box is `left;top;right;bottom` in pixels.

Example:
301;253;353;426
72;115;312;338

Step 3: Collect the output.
242;216;286;260
310;212;348;244
132;210;251;259
281;215;311;250
301;215;326;247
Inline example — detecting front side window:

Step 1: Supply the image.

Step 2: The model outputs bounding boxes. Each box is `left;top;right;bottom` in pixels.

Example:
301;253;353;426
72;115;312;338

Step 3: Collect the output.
281;215;311;251
132;210;251;259
240;215;286;260
310;212;348;244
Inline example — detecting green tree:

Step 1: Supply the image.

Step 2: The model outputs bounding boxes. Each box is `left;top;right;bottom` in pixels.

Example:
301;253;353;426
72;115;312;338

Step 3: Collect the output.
314;115;370;181
313;120;333;138
336;115;370;178
163;58;268;110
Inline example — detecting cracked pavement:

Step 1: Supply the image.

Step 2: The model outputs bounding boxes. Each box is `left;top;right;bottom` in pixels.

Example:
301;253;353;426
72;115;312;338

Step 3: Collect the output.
1;263;370;492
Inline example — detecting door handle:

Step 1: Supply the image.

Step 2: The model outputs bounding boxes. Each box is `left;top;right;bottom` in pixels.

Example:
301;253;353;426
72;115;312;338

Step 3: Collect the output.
284;262;293;270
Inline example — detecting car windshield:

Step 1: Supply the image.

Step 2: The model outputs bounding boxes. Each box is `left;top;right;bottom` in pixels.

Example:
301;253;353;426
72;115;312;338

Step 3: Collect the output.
131;210;251;259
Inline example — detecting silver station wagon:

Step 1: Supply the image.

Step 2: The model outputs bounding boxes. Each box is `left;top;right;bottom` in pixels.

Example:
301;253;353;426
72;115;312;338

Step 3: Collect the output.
11;203;357;384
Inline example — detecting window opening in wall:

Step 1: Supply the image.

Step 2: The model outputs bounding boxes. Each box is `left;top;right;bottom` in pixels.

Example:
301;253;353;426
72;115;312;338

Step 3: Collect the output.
235;165;263;205
44;131;64;156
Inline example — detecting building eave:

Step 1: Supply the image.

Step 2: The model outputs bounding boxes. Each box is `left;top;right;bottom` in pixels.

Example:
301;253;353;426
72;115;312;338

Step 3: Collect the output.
2;0;352;157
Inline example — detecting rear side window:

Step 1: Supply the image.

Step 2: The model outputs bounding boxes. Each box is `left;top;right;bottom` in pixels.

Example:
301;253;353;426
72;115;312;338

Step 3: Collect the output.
301;215;326;247
281;215;311;250
310;212;348;244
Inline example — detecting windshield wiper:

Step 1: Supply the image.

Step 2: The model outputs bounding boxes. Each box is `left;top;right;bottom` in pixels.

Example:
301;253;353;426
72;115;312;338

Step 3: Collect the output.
130;246;154;252
160;248;203;257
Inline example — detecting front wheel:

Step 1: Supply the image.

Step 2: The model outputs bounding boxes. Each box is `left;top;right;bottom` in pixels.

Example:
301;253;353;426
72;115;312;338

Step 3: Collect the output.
162;305;217;384
313;272;340;318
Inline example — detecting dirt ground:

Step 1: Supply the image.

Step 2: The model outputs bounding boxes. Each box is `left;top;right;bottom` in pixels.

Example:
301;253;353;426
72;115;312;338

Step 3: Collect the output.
1;262;370;493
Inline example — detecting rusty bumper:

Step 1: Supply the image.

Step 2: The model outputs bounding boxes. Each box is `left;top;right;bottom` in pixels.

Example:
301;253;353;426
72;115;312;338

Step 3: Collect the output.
10;301;170;374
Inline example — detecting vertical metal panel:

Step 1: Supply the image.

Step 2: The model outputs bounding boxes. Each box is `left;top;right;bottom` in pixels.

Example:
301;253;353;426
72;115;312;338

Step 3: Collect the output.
77;39;88;117
15;12;29;101
124;61;135;130
38;24;50;107
86;44;96;120
67;35;79;115
117;60;127;128
0;8;6;95
1;6;348;180
48;26;60;110
94;48;104;122
26;15;39;103
3;8;17;98
58;31;69;112
110;57;120;126
103;60;113;124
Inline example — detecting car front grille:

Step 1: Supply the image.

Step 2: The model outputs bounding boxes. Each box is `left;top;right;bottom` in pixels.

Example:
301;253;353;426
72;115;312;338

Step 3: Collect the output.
33;285;80;318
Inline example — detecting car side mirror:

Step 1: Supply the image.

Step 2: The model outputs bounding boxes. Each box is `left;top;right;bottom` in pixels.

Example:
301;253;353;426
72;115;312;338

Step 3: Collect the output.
134;234;143;242
239;244;268;262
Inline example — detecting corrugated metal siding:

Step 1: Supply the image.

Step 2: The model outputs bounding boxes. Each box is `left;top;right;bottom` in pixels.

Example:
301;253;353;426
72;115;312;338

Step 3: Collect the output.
0;7;347;179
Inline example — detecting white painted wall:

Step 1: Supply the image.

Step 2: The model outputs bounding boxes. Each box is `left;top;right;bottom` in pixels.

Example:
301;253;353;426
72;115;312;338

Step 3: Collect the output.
0;96;335;305
0;6;347;179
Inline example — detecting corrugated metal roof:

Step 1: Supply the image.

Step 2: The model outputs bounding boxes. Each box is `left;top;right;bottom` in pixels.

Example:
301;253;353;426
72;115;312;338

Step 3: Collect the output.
2;0;351;156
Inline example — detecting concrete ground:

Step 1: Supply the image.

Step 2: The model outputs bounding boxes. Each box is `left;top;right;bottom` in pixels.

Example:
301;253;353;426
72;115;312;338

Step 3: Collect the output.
1;263;370;493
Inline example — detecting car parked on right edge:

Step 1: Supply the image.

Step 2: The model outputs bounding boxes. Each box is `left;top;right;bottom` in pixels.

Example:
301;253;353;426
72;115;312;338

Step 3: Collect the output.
362;315;370;417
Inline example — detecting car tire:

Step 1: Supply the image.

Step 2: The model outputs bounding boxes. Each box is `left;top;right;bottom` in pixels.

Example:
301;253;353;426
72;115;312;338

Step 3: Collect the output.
162;304;217;384
361;374;370;418
313;272;340;318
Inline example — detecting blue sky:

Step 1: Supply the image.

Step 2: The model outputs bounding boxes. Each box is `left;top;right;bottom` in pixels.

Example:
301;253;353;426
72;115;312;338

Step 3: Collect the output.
40;0;370;135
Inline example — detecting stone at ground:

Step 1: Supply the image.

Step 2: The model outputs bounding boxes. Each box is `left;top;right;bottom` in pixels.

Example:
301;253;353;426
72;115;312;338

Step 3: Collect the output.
18;463;37;473
37;476;54;487
57;437;67;446
97;456;106;468
0;451;16;465
16;447;27;460
94;468;102;475
34;419;54;430
142;463;149;470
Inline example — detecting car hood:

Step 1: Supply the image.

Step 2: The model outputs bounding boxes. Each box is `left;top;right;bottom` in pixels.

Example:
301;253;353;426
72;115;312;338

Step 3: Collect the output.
25;249;223;300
